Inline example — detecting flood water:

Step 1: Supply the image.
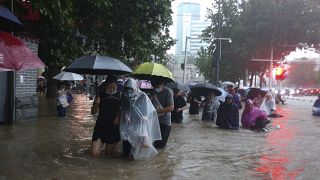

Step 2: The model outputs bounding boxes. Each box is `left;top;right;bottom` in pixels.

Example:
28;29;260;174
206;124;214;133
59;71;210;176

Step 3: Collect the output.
1;94;320;179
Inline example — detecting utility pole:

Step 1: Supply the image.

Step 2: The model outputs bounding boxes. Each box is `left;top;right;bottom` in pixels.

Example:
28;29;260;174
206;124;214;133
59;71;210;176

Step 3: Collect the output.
183;36;189;83
216;0;222;86
251;47;280;89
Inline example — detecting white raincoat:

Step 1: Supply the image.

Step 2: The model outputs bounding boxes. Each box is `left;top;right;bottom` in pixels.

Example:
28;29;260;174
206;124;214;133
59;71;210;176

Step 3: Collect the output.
260;94;276;115
120;78;162;160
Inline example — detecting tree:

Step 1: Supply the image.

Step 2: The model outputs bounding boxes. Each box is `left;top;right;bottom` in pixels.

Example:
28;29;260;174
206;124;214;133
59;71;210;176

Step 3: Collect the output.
195;47;215;82
202;0;320;87
284;58;319;88
2;0;175;97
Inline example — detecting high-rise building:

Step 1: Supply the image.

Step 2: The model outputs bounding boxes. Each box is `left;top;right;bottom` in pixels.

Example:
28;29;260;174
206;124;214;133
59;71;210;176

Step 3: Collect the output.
175;2;210;63
175;2;200;63
190;21;210;55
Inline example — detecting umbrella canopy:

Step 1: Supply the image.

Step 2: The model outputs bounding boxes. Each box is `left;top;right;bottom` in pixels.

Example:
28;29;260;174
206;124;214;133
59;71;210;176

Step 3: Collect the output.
245;87;268;100
167;82;191;92
0;31;45;71
191;83;222;97
216;87;228;102
53;71;84;81
133;62;175;83
65;56;132;75
0;6;23;32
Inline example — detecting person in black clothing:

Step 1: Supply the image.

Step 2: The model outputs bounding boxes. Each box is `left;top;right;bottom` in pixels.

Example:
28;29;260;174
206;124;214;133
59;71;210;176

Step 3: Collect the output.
312;95;320;116
188;93;201;115
172;88;187;123
216;94;240;130
91;76;120;156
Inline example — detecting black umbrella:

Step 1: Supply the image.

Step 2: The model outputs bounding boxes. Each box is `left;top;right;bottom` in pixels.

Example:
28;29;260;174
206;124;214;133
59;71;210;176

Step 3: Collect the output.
65;56;132;75
0;5;23;32
245;88;267;100
167;82;191;92
191;83;222;96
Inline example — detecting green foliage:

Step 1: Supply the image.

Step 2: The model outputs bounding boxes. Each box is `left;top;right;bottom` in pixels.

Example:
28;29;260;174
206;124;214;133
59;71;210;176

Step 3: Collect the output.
2;0;174;96
195;47;215;82
285;59;319;88
202;0;320;83
74;0;174;65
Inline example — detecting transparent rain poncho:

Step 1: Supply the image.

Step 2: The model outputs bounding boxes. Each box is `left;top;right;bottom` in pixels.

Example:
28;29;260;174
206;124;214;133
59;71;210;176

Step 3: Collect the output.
260;94;276;115
120;78;162;160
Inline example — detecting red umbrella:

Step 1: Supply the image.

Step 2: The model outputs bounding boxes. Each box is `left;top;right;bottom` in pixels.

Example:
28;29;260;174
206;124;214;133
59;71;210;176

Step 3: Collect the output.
0;31;45;71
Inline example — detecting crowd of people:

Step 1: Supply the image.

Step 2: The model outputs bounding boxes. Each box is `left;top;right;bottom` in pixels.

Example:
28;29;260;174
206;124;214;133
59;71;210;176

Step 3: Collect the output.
56;77;286;160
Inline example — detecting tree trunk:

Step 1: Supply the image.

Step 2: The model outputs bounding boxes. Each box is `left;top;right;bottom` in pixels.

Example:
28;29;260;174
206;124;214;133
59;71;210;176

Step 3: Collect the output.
45;65;61;98
249;72;254;87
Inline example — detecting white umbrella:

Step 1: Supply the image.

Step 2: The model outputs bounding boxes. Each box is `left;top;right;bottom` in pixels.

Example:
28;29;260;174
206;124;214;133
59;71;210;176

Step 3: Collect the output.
216;87;228;102
53;71;83;81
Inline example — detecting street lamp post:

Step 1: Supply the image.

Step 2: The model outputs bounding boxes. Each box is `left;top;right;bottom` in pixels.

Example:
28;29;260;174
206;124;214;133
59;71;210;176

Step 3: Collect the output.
213;37;232;85
183;35;190;83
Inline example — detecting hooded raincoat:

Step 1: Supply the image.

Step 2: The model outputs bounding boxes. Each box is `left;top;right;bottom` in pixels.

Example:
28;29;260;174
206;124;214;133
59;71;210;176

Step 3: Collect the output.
120;78;162;160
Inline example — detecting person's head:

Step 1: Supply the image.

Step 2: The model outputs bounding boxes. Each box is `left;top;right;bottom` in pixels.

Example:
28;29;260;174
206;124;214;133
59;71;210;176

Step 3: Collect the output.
151;80;165;93
225;94;233;104
123;78;139;99
208;92;215;99
245;99;254;110
58;82;65;90
103;76;117;95
173;88;180;97
257;94;262;98
228;87;235;95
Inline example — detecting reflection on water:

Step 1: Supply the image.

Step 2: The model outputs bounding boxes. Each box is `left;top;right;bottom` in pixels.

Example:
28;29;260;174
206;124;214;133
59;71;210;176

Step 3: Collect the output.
0;95;319;179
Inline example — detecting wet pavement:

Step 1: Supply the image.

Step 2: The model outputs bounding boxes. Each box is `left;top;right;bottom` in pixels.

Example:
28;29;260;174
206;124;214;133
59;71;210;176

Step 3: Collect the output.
0;94;320;179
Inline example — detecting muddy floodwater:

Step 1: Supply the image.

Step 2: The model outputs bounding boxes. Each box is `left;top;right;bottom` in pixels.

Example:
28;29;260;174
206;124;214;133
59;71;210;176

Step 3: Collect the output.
0;95;320;179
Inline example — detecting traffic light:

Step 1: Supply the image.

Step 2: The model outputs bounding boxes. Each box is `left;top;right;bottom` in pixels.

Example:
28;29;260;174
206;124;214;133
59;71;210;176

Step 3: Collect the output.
275;66;287;81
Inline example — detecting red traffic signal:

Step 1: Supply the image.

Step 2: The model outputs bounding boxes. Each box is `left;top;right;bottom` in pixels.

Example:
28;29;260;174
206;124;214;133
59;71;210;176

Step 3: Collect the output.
275;66;287;81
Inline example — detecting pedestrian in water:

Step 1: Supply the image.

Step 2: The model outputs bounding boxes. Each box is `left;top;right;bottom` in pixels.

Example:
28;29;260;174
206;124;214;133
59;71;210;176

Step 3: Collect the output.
216;94;240;130
241;99;270;131
188;93;201;115
260;93;283;118
151;80;174;149
171;88;187;123
312;95;320;116
202;92;220;121
120;78;162;160
91;76;121;156
228;86;242;109
56;82;69;117
253;93;263;108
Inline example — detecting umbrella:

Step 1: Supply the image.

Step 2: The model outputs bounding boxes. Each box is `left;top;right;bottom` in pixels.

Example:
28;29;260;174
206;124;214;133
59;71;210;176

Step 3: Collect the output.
191;83;222;97
64;55;132;75
216;87;228;102
221;81;236;88
0;31;45;71
133;62;175;83
53;71;83;81
167;82;191;92
0;5;23;32
245;88;268;100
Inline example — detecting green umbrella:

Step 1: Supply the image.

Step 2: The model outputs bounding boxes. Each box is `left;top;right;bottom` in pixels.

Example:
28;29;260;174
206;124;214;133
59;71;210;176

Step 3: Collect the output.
133;62;175;83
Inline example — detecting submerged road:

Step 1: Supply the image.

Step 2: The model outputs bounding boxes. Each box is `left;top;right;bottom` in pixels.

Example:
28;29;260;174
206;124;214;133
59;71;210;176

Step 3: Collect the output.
0;94;319;179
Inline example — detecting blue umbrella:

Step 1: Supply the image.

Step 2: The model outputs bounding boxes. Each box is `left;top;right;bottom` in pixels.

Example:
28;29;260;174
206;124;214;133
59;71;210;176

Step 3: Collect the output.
0;5;23;32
